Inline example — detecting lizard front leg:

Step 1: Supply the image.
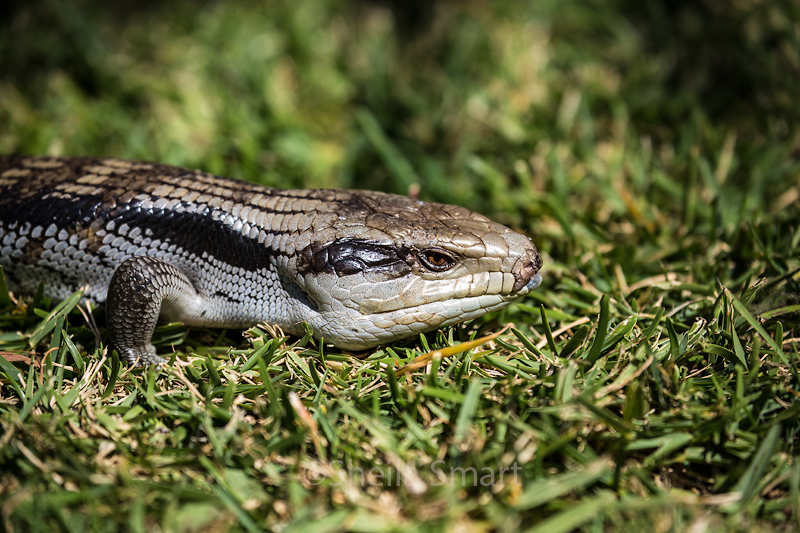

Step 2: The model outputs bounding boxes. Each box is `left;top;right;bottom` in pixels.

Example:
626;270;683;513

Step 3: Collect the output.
106;256;204;366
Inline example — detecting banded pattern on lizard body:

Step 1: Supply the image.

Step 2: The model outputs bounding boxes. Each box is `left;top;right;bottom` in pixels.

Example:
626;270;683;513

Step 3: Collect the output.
0;156;543;365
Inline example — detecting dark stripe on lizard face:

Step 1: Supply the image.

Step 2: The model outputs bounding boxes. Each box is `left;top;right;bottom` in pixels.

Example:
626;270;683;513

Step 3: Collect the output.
297;238;414;278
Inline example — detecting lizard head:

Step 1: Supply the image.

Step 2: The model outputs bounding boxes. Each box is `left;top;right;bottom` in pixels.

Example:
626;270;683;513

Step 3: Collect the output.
284;190;542;350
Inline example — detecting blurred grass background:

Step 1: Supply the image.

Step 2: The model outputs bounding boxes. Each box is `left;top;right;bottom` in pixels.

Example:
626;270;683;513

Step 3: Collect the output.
2;0;800;531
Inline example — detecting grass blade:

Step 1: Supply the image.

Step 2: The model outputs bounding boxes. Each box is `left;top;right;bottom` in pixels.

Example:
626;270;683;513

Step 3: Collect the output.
586;294;610;363
454;378;482;442
514;457;613;510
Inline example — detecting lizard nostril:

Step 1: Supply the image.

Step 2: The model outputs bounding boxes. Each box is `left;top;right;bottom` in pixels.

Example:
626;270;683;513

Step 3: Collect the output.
511;249;542;292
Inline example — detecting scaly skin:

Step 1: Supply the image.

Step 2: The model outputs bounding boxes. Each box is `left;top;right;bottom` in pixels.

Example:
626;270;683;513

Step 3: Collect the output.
0;156;543;365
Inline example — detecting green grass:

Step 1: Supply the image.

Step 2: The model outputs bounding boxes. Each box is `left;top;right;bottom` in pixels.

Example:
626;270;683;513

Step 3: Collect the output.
1;0;800;531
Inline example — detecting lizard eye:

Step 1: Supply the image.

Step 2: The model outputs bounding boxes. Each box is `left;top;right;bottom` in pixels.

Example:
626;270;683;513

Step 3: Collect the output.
418;248;457;272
